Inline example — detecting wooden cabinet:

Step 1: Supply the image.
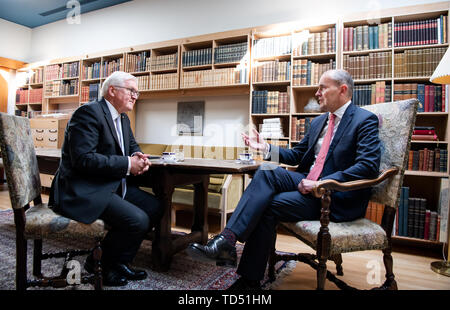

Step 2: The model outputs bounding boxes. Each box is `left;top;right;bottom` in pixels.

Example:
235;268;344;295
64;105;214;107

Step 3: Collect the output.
30;118;68;149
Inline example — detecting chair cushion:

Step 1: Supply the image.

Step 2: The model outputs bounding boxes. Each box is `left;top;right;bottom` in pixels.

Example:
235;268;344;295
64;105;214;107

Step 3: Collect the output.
281;218;388;255
24;203;106;240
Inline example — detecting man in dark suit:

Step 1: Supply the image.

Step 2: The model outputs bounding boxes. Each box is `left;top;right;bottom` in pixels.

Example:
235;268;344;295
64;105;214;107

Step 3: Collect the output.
50;71;163;286
187;69;381;289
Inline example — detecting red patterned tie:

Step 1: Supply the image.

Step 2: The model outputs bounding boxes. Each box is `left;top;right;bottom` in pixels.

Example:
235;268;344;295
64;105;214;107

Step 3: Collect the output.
307;113;336;181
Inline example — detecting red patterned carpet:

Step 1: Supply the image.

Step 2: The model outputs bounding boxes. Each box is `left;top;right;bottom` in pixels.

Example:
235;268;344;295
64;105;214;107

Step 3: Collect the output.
0;210;295;290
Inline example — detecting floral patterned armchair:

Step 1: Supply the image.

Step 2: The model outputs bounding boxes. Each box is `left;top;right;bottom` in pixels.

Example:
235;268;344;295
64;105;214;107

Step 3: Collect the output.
269;99;418;290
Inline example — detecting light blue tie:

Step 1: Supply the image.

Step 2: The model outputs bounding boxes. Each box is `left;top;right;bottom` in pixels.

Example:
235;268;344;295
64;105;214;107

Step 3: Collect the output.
115;116;126;198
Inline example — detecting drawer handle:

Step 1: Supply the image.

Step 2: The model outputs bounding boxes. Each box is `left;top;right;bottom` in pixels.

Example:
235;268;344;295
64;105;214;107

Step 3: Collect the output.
36;137;44;141
36;129;44;133
48;138;57;142
48;129;57;133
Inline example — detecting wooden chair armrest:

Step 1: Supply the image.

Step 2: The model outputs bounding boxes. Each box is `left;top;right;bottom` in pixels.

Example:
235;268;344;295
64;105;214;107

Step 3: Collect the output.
312;167;399;199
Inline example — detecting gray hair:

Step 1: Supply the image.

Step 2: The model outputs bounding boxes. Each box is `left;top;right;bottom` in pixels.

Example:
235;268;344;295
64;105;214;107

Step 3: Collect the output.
323;69;354;97
101;71;137;97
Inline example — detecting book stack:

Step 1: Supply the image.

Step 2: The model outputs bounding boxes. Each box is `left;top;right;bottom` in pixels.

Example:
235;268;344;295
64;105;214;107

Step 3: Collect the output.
353;81;391;106
251;90;289;114
394;47;446;77
292;59;336;86
394;15;448;47
411;126;438;141
30;68;44;84
408;147;448;173
343;22;392;51
61;62;79;78
136;75;149;91
126;51;151;73
291;116;315;141
259;118;284;139
214;42;248;64
252;60;290;83
103;58;124;78
252;35;292;58
45;64;61;81
82;62;101;80
182;48;212;67
343;51;392;80
81;83;100;102
292;28;336;56
181;66;247;88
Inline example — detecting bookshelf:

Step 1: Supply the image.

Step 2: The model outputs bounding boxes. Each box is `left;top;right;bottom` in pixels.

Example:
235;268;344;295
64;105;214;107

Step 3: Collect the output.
13;0;450;254
14;66;44;118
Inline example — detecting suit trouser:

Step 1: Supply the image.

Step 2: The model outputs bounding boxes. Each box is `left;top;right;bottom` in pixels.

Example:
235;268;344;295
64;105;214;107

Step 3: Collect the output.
99;185;163;265
226;163;322;281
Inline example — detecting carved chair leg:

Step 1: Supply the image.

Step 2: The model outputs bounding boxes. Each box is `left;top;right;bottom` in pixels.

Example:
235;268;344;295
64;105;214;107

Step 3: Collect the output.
316;189;332;290
380;246;398;290
92;240;103;290
330;254;343;276
33;239;43;278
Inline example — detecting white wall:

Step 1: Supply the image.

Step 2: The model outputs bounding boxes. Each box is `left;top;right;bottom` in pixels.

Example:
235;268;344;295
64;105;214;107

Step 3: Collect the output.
0;18;32;62
28;0;445;63
135;95;249;147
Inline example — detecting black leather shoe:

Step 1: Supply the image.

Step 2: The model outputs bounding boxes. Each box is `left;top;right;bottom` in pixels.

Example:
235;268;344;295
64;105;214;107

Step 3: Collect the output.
112;263;147;281
186;235;237;267
102;268;128;287
227;277;262;290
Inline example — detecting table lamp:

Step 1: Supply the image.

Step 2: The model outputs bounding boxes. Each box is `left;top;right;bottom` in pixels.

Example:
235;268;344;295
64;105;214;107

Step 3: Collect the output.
429;46;450;277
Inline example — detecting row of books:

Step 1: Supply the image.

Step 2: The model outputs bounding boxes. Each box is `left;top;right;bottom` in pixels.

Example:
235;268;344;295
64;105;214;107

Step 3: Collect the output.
182;48;213;67
291;116;315;141
364;201;385;225
343;22;392;52
251;90;290;114
252;35;292;58
151;53;178;71
393;83;448;112
102;58;124;78
259;118;285;139
82;62;101;80
80;83;100;103
28;68;44;84
214;42;248;64
252;60;290;83
126;51;151;73
45;62;79;80
353;82;392;106
394;15;448;47
292;28;336;56
394;47;446;77
408;148;448;172
395;185;448;242
292;59;336;86
181;66;248;88
149;73;178;90
343;51;392;80
136;75;150;91
16;88;44;104
45;80;78;97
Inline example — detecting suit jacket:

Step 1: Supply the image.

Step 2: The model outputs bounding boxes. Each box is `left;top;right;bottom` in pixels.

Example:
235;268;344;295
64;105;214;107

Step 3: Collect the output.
49;99;141;224
270;103;381;222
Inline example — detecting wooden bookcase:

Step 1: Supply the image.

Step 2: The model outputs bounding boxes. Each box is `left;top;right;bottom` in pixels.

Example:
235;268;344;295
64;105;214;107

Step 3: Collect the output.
14;66;44;118
14;0;450;253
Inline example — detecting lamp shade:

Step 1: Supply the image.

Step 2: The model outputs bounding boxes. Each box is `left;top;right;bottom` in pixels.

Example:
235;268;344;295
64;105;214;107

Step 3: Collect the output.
430;47;450;84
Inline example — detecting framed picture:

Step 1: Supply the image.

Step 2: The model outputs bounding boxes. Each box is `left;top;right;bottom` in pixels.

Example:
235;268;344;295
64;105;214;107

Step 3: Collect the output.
177;101;205;136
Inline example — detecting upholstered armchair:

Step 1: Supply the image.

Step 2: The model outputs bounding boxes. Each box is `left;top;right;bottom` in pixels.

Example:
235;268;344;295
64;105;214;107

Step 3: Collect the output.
0;113;105;290
269;99;418;290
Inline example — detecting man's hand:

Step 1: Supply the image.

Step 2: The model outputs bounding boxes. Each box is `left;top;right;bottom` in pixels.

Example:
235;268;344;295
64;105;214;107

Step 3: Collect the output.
298;178;319;195
241;128;267;152
130;152;151;175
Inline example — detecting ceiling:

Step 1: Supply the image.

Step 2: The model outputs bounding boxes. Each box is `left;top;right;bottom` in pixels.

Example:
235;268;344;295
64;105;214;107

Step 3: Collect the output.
0;0;133;28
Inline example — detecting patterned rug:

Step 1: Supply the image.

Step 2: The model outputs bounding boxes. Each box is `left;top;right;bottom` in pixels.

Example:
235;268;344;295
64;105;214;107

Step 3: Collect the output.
0;210;295;290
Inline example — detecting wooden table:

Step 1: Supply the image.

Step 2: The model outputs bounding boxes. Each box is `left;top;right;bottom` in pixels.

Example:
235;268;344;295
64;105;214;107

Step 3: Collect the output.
146;158;261;271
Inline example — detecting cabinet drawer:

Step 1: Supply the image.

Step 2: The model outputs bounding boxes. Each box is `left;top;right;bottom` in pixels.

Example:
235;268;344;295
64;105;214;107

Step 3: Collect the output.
32;129;45;148
40;173;54;188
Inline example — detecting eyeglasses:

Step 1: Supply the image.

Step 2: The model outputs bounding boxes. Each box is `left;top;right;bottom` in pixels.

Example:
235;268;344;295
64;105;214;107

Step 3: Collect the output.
113;85;140;98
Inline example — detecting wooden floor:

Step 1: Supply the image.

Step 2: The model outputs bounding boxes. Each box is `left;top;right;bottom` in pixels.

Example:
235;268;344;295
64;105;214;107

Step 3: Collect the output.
1;183;449;290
